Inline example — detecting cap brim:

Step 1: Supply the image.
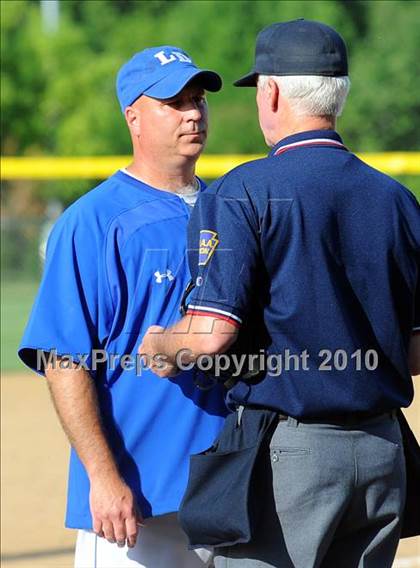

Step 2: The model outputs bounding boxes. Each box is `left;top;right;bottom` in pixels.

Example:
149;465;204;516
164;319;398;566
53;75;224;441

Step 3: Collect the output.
144;67;222;99
188;70;222;92
233;70;258;87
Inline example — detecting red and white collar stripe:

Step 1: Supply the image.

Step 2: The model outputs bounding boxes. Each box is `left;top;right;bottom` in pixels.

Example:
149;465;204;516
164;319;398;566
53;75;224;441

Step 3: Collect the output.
274;138;346;156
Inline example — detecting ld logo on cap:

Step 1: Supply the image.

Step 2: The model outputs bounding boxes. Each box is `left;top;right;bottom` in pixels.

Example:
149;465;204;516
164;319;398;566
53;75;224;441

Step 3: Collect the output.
154;50;192;66
199;230;219;266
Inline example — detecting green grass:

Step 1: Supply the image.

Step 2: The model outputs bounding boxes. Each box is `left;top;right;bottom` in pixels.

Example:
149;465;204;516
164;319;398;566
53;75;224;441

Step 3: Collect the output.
1;279;39;372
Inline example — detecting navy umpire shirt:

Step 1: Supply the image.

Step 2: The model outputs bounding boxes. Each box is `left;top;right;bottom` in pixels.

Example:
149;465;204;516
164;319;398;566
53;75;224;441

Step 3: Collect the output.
186;130;420;419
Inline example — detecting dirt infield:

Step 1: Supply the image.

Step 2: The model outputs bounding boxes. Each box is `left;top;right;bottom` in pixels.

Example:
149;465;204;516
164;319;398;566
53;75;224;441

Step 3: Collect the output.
1;372;419;568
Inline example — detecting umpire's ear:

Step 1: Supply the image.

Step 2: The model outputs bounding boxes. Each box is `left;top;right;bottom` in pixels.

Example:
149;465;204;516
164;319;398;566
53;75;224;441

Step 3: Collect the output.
125;105;141;137
266;78;280;113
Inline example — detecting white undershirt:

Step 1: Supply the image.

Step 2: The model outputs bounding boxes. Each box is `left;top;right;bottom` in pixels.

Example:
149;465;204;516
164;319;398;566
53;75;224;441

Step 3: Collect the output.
121;168;200;206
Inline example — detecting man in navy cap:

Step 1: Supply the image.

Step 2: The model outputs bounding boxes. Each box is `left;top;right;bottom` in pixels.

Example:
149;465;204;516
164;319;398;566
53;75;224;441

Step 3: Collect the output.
19;46;228;567
140;20;420;567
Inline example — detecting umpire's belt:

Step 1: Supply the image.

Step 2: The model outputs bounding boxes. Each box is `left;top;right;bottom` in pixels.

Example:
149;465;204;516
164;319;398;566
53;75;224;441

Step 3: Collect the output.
178;406;278;548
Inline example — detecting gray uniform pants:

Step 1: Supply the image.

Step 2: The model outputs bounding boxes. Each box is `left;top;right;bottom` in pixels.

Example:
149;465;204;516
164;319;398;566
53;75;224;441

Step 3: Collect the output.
214;412;405;568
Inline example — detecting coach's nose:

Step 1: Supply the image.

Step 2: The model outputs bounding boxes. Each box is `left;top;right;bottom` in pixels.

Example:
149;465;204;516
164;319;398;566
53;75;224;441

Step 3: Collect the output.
184;101;203;122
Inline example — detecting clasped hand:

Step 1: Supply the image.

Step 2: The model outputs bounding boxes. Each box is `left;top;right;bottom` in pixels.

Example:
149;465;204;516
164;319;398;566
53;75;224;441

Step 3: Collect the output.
138;325;179;378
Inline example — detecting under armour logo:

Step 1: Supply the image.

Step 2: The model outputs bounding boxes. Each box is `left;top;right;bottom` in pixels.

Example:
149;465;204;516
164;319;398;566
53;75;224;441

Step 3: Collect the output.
154;270;175;284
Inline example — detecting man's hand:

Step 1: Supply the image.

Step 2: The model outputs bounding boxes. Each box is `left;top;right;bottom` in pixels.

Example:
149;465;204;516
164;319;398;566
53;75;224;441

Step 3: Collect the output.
90;472;144;548
45;364;144;548
139;317;239;378
138;325;179;378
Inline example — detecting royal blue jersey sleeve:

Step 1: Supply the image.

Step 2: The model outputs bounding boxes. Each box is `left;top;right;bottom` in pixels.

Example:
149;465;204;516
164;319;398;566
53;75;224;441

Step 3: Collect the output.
19;207;114;373
186;173;260;328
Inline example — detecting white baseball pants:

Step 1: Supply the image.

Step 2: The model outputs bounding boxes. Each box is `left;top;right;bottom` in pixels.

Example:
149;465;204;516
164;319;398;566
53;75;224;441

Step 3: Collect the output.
74;513;213;568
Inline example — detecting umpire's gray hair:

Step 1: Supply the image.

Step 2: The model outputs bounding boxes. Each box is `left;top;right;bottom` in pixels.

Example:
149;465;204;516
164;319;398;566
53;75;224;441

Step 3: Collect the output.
257;74;351;117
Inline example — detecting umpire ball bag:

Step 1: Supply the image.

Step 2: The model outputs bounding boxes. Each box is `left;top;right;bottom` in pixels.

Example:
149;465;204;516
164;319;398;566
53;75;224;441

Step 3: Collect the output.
178;407;278;548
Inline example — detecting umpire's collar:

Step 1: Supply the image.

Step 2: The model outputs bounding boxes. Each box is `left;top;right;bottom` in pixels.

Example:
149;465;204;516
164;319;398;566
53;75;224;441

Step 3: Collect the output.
269;129;346;157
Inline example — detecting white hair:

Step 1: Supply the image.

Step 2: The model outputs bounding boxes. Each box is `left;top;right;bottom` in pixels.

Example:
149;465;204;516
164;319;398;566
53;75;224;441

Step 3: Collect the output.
257;74;350;117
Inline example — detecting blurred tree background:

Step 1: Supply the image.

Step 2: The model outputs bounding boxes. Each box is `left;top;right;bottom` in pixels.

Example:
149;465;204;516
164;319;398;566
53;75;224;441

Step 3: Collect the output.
2;0;419;167
1;0;419;370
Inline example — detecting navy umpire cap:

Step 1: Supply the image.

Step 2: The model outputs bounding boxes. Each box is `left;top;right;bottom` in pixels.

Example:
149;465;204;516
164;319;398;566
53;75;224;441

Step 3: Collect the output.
234;19;348;86
117;46;222;112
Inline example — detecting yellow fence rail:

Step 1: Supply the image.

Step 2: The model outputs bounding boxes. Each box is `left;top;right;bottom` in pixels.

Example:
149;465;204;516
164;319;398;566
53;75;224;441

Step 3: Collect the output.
1;153;420;180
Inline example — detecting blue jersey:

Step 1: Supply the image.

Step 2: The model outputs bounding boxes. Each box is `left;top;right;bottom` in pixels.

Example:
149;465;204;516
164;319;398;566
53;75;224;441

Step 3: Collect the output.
187;130;420;418
19;170;228;529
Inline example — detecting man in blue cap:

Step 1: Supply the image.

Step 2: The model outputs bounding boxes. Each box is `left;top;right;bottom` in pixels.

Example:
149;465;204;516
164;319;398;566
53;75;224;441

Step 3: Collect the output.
140;20;420;567
19;46;227;567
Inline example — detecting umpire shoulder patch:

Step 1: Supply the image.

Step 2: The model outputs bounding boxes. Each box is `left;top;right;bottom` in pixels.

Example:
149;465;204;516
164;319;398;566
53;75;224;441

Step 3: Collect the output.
199;230;219;266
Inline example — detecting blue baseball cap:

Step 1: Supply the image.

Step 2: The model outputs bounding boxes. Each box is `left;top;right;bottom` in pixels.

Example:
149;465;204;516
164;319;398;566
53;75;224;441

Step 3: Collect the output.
116;46;222;111
234;19;348;86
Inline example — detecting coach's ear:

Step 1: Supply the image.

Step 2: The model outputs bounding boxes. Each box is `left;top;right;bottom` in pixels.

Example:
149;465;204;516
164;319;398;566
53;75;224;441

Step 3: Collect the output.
125;106;141;137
